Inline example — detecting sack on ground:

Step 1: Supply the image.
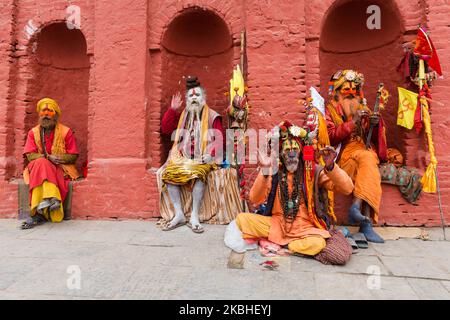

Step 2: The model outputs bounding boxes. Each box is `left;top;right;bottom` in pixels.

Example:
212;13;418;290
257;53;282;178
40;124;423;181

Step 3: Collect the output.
314;229;352;265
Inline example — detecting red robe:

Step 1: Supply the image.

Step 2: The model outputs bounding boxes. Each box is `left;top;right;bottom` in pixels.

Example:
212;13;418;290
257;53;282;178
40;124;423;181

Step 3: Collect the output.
23;128;78;202
161;107;225;158
325;104;387;161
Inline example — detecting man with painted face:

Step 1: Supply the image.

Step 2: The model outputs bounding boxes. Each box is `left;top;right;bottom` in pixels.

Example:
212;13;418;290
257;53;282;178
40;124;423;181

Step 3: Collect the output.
225;121;354;256
21;98;80;229
325;70;388;243
159;76;224;233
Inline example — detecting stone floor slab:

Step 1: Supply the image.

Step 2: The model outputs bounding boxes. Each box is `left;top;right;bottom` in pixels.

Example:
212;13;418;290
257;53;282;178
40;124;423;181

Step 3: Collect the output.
1;219;449;300
379;256;450;281
407;278;450;300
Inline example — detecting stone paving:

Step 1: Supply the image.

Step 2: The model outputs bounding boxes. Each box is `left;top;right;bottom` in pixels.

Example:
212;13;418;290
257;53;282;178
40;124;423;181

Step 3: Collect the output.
0;219;449;300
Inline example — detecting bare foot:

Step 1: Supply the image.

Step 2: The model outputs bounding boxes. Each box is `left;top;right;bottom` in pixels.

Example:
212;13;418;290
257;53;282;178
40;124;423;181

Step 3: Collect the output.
163;213;186;231
188;217;204;233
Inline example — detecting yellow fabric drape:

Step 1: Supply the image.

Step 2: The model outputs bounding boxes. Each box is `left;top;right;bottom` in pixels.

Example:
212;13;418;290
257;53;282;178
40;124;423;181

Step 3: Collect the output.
315;109;337;223
31;180;64;222
420;101;437;193
161;153;214;185
418;58;437;194
170;105;210;158
164;104;214;186
326;103;344;126
31;124;80;180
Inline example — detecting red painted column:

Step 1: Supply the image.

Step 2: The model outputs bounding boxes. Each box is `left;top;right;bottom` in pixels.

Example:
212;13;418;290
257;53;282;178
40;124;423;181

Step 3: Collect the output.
72;0;154;219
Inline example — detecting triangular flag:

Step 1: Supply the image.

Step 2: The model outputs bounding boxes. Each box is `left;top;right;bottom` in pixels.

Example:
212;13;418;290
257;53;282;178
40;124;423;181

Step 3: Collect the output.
414;27;442;76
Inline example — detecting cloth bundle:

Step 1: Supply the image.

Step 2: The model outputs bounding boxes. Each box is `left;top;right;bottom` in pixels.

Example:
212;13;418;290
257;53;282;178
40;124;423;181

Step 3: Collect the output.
314;229;353;265
379;163;422;203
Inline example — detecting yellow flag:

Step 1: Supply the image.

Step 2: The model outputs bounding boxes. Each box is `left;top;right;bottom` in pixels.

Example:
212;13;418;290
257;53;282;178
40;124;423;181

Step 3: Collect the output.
397;87;418;130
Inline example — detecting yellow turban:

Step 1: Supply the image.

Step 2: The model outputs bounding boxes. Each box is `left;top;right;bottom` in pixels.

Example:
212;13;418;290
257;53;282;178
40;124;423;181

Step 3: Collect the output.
36;98;61;116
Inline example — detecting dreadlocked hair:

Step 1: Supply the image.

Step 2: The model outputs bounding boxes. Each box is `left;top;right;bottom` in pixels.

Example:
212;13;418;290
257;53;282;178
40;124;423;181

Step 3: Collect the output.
278;156;304;225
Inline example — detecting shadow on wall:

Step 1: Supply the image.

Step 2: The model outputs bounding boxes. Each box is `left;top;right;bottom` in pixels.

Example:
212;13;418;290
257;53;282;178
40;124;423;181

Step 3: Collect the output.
157;8;233;164
320;0;406;156
26;23;90;175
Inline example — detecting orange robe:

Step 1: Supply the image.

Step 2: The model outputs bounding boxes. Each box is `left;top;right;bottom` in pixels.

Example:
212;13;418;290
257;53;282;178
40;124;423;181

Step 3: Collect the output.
338;138;382;223
326;103;387;223
236;165;353;255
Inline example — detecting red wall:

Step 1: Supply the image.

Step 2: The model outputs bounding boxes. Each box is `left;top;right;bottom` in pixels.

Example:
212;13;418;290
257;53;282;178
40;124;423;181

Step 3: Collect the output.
25;23;90;174
0;0;449;226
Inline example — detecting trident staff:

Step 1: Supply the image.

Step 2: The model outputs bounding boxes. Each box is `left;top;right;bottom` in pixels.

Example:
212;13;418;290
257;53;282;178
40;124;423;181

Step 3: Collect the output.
366;83;385;150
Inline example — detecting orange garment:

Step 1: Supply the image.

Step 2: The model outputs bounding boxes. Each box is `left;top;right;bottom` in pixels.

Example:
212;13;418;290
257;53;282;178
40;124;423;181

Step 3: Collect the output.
243;165;354;246
338;138;381;223
236;213;326;256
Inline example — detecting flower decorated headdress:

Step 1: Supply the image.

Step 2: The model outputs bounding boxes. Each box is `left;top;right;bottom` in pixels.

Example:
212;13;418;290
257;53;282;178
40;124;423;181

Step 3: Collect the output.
328;69;365;97
271;120;308;153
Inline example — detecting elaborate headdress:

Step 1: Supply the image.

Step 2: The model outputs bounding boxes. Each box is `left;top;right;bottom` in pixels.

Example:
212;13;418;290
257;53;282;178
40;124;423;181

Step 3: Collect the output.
272;120;307;153
328;69;365;98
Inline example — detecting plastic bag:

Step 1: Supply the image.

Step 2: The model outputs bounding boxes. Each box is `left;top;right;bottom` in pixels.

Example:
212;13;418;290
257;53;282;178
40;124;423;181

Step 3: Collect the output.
224;220;258;253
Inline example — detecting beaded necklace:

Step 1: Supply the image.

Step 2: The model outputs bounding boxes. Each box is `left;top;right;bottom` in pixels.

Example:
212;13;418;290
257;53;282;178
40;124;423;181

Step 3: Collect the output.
278;160;304;227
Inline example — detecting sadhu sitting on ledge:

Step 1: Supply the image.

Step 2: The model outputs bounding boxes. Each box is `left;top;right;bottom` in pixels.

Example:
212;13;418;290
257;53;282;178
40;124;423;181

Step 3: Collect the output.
21;98;80;229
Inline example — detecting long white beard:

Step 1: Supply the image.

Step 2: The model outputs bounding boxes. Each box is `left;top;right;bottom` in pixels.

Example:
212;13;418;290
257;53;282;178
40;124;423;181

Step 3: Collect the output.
182;106;203;159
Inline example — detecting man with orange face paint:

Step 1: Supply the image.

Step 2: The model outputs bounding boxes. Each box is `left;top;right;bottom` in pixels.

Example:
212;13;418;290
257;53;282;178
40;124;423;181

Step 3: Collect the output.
325;70;387;243
21;98;80;229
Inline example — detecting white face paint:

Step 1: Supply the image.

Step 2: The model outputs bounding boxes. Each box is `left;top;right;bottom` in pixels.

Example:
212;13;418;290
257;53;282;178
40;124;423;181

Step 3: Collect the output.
186;86;206;113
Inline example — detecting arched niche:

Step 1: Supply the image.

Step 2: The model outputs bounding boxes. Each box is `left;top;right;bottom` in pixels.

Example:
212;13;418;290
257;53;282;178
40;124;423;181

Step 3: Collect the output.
158;7;234;163
26;22;90;174
320;0;405;155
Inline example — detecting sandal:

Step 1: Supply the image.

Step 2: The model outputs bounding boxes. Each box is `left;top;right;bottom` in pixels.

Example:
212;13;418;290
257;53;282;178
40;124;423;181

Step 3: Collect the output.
351;232;369;249
49;198;61;212
187;222;204;234
20;215;46;230
161;220;186;231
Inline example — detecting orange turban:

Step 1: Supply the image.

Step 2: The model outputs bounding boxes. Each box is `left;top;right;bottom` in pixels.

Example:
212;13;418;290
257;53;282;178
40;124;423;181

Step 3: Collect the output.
36;98;61;116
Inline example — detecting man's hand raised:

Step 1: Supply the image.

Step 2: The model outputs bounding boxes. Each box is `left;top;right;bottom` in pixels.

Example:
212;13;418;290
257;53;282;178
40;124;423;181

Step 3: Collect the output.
171;92;183;113
319;146;337;172
258;149;278;176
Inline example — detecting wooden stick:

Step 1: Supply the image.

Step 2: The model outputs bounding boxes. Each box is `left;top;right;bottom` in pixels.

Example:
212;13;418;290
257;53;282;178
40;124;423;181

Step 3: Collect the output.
435;168;447;240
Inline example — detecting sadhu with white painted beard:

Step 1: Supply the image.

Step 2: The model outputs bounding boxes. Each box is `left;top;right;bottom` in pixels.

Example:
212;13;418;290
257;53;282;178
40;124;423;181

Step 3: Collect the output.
159;76;225;233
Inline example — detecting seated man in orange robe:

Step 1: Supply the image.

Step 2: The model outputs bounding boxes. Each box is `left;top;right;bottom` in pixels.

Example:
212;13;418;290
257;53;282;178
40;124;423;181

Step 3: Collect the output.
225;121;354;256
21;98;80;229
325;70;387;243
